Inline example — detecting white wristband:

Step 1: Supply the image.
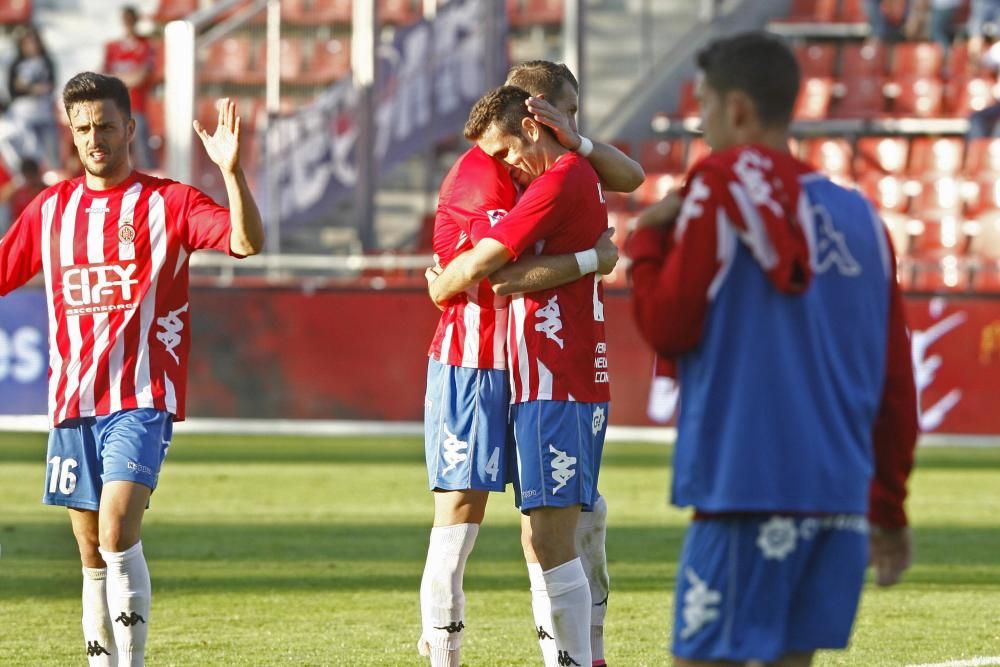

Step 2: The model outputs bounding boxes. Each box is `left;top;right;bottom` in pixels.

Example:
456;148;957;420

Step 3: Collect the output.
575;248;599;275
576;135;594;157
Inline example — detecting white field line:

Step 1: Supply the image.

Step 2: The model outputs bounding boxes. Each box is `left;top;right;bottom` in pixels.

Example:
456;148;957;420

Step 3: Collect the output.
0;415;998;447
906;658;1000;667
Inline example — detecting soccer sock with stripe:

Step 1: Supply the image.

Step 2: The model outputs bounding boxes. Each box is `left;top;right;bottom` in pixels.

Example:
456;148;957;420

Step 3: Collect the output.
100;541;150;667
543;558;593;667
527;561;559;667
419;523;479;667
81;566;117;667
576;495;610;665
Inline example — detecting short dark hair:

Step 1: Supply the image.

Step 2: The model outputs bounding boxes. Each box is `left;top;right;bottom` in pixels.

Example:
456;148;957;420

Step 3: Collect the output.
464;85;532;141
695;31;800;128
63;72;132;119
123;5;139;21
506;60;578;104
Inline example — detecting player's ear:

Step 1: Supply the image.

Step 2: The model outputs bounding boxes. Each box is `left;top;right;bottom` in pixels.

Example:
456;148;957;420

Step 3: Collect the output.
727;90;754;131
521;115;541;142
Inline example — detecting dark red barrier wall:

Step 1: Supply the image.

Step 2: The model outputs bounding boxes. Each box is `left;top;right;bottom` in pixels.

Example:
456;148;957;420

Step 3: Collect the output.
187;288;1000;433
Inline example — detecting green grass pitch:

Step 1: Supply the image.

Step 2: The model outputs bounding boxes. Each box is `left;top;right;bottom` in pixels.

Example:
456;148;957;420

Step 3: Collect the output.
1;433;998;666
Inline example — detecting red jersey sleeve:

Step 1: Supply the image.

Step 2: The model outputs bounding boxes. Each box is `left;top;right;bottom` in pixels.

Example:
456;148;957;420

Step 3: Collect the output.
175;185;235;255
628;173;723;357
0;192;45;296
868;230;919;528
485;165;574;259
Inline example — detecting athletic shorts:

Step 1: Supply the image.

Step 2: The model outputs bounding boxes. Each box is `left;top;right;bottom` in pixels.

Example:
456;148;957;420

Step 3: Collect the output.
510;400;609;513
673;514;869;662
424;359;514;492
42;408;173;511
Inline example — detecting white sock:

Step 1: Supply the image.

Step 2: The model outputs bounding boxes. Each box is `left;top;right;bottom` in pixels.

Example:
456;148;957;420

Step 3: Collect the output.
543;558;592;667
527;562;559;667
99;542;150;667
419;523;479;666
576;495;610;663
82;567;117;667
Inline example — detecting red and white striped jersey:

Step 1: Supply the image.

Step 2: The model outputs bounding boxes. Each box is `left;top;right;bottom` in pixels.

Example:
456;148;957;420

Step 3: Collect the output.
427;147;518;370
0;172;235;426
487;153;611;404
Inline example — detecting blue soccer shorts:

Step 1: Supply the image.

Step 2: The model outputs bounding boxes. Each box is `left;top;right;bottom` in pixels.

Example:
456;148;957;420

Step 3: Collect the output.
510;400;609;513
42;408;173;511
673;513;869;662
424;359;514;492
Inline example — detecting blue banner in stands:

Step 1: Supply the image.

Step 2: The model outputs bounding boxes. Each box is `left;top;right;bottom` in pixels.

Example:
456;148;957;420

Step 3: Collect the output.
258;0;508;230
0;289;48;415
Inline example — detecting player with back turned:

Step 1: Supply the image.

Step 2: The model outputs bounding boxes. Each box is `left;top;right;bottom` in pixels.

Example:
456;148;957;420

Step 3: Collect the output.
628;32;918;666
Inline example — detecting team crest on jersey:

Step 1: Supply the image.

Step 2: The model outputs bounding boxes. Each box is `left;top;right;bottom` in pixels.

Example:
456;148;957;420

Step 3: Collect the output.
486;209;508;227
118;223;136;245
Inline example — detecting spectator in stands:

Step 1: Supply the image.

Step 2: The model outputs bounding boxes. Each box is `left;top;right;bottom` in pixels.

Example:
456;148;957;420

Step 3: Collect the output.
968;0;1000;59
104;6;156;169
7;25;59;170
968;40;1000;137
864;0;908;43
9;157;45;221
903;0;964;49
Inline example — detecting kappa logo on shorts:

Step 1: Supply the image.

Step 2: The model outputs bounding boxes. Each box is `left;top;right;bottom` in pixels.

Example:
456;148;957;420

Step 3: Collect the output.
592;406;606;435
126;460;153;476
441;425;469;474
757;516;798;560
548;445;576;493
680;567;721;640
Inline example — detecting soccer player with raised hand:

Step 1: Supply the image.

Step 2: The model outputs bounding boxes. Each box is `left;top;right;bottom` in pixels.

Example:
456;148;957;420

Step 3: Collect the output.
0;72;262;666
628;32;918;666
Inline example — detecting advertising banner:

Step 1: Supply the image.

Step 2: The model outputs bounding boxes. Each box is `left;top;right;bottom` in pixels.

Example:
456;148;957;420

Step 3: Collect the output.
3;287;998;435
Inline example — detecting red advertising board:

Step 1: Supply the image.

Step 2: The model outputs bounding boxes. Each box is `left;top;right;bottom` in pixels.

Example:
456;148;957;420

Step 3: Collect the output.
184;288;1000;434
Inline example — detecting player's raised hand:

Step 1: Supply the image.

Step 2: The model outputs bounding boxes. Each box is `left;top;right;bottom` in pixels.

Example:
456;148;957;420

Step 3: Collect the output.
194;98;241;174
525;95;581;151
869;525;912;587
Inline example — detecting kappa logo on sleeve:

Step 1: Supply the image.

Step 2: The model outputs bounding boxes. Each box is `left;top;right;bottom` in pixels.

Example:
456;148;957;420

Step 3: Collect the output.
486;209;508;226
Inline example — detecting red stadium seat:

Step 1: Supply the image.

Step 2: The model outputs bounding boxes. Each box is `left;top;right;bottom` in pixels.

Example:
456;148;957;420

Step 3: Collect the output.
781;0;837;22
277;37;306;83
840;44;888;78
150;37;166;84
854;136;909;175
971;257;1000;291
859;173;910;213
638;139;685;173
0;0;31;24
508;0;564;28
967;176;1000;215
831;78;886;118
794;44;837;78
908;137;964;176
945;42;971;78
200;36;260;85
305;37;351;84
879;211;912;257
893;42;945;79
887;77;944;117
379;0;417;25
911;254;970;291
802;138;852;177
911;178;965;220
675;80;699;120
794;77;833;120
946;76;999;116
283;0;352;24
838;0;868;22
967;212;1000;259
964;138;1000;175
154;0;198;23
